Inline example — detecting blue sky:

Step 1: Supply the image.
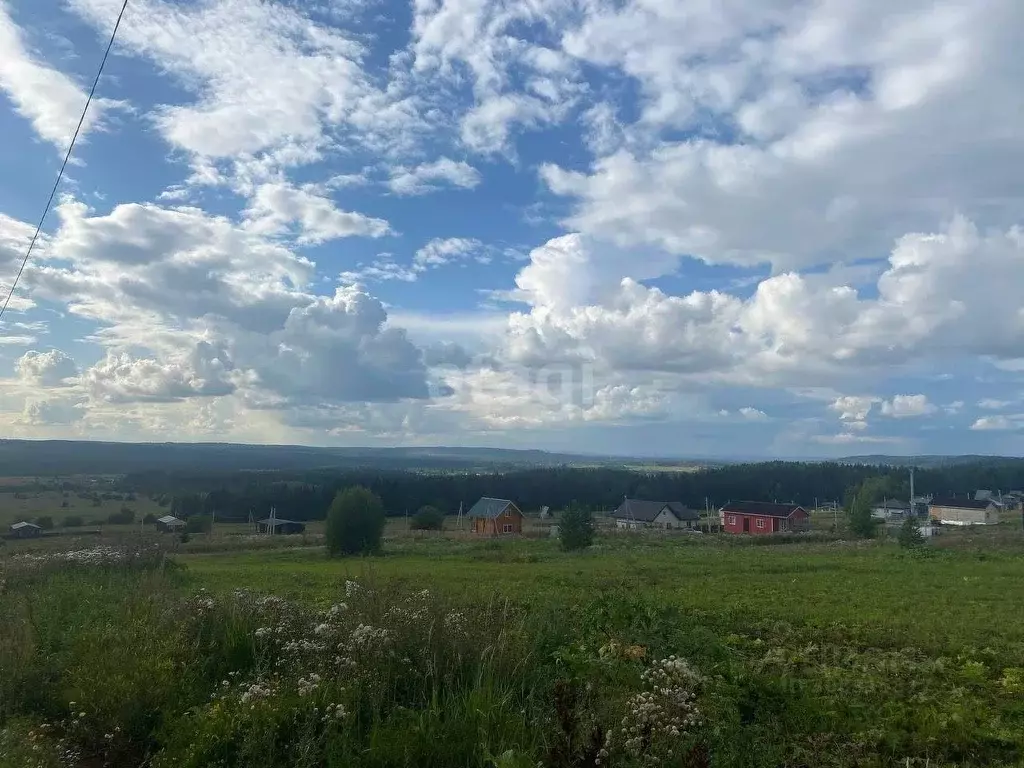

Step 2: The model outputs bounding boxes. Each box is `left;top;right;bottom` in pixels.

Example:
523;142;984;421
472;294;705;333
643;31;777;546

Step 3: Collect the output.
1;0;1023;458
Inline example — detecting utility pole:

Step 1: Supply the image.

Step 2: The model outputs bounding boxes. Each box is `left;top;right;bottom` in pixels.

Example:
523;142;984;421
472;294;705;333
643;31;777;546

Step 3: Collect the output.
909;466;916;517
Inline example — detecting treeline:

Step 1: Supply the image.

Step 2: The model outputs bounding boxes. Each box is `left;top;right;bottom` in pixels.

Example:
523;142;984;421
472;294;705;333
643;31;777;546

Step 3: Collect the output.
123;459;1024;522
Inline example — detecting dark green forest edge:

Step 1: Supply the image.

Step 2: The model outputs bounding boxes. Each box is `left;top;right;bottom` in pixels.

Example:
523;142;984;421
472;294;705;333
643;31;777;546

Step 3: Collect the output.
132;457;1024;521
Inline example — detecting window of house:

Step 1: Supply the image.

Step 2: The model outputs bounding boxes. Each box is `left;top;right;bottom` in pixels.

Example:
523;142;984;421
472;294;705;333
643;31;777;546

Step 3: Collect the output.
728;515;737;525
756;519;765;529
503;523;513;533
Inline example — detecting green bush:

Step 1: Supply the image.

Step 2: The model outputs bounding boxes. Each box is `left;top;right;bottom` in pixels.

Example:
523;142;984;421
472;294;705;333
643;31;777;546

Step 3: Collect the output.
559;508;595;551
35;515;55;530
62;515;84;528
142;512;157;525
326;486;385;556
185;515;213;534
410;505;445;531
106;506;136;525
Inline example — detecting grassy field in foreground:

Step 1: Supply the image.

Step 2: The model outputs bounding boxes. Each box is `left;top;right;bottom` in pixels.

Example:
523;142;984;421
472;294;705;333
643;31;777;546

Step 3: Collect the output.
4;532;1024;767
179;535;1024;655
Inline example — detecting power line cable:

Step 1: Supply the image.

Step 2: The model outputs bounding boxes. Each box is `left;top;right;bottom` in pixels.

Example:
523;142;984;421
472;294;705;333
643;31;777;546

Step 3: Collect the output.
0;0;129;324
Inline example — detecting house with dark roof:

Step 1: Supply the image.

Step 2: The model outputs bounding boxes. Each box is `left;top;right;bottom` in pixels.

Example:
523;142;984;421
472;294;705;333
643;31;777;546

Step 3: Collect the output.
155;514;186;533
9;521;42;539
871;499;912;520
468;497;523;535
719;501;810;535
929;497;1000;526
613;499;700;530
256;517;306;535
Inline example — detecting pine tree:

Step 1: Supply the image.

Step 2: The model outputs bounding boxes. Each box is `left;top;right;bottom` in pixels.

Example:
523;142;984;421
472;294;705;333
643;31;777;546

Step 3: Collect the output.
559;507;595;551
898;514;925;549
848;490;877;538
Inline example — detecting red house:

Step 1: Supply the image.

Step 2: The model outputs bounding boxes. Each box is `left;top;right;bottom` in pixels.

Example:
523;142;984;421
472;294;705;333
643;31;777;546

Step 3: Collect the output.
720;501;810;535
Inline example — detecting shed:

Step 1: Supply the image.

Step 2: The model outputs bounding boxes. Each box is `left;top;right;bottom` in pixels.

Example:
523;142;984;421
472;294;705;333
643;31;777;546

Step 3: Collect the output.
256;518;306;535
155;514;186;532
613;499;699;530
468;497;523;535
929;497;999;526
9;521;42;539
720;501;810;535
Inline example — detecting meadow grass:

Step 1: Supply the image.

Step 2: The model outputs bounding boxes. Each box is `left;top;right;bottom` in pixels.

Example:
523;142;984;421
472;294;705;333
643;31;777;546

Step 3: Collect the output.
4;530;1024;767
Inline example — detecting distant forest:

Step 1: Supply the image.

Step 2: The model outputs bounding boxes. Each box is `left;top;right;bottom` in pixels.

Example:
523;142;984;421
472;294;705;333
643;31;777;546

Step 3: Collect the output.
122;459;1024;522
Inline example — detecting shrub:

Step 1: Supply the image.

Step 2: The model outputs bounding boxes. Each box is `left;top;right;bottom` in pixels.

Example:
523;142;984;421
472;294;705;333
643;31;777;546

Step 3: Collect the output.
35;515;55;530
142;513;157;525
326;486;385;556
410;505;445;531
559;508;595;551
185;515;213;534
62;515;84;528
60;500;70;509
898;515;925;549
107;506;136;525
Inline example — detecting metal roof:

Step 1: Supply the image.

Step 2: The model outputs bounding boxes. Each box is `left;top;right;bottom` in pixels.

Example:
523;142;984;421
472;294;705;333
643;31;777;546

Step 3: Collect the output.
873;499;911;510
156;515;184;525
256;518;304;527
614;499;700;523
467;497;520;519
10;521;41;530
720;500;807;518
930;497;994;510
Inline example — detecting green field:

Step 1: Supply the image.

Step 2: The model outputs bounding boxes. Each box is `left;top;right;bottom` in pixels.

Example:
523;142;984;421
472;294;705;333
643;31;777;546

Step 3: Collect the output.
4;527;1024;767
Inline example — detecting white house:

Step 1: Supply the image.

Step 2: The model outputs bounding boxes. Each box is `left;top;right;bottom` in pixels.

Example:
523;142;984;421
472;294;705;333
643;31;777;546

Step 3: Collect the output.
871;499;911;520
613;499;700;530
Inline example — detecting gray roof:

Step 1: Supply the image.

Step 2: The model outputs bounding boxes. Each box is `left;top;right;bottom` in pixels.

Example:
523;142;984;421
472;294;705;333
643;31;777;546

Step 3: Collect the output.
468;497;521;519
10;521;41;530
257;517;304;527
974;490;994;501
614;499;700;523
873;499;911;510
156;515;185;526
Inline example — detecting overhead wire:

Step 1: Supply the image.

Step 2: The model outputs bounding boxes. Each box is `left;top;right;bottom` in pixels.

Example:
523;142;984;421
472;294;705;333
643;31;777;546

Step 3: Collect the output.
0;0;130;324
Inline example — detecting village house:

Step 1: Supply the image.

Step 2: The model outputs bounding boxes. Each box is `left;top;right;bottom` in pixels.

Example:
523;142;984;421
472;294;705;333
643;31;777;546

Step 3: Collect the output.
974;490;1005;509
155;514;186;533
720;501;810;535
256;518;306;535
468;497;523;535
613;498;699;530
929;497;1000;526
9;521;42;539
871;499;912;520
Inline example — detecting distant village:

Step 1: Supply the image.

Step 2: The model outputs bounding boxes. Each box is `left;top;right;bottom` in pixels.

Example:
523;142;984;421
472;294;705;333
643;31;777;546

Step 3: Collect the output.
8;488;1021;540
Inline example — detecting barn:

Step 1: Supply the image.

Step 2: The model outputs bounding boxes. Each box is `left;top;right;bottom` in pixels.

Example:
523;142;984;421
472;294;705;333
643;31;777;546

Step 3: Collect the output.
613;499;699;530
468;497;523;535
9;521;42;539
929;497;1000;526
155;514;186;533
256;518;306;535
720;501;810;535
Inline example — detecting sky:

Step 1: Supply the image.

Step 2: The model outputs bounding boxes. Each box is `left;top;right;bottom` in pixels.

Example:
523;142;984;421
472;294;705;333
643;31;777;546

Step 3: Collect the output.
0;0;1023;459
